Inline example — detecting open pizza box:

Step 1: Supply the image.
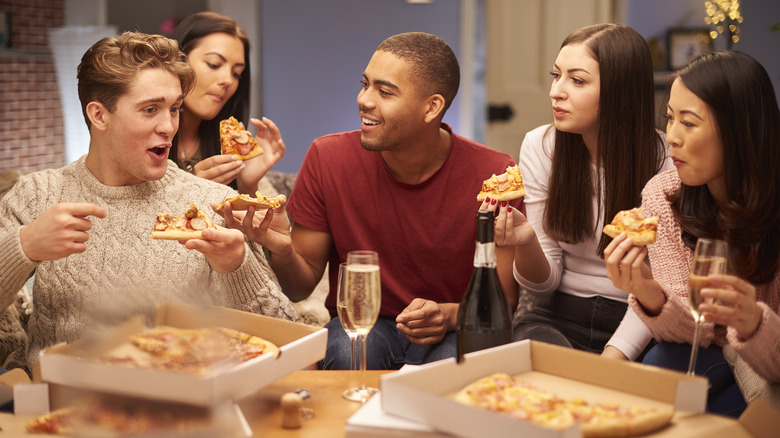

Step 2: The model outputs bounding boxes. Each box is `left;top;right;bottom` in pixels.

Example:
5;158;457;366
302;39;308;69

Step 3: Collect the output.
34;302;327;407
380;340;709;438
687;395;780;438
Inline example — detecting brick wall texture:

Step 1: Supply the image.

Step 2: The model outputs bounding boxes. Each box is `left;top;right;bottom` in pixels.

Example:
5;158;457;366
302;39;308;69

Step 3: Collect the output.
0;0;65;173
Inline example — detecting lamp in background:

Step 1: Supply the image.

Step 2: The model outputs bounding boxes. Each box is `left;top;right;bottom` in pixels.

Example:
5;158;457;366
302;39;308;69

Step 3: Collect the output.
704;0;742;47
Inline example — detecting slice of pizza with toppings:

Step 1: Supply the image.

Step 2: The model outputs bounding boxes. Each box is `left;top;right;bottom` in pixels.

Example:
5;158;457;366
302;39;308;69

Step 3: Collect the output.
150;202;217;241
477;165;526;201
219;116;264;160
213;191;284;213
602;207;659;246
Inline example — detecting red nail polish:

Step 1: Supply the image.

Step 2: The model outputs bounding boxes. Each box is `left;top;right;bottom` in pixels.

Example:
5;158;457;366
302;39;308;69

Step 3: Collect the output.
491;198;497;205
502;201;507;207
485;197;491;203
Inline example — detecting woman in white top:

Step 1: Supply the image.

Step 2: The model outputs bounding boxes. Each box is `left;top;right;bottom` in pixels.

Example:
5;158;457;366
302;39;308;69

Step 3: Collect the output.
480;23;671;360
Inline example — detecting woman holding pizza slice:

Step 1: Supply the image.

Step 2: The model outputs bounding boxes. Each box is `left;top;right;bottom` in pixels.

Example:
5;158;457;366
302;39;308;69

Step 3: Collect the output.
604;51;780;417
171;12;286;194
480;24;672;360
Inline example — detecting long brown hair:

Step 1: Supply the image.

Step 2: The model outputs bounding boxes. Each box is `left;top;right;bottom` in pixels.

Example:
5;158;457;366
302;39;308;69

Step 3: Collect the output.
545;24;665;256
170;12;251;168
668;51;780;284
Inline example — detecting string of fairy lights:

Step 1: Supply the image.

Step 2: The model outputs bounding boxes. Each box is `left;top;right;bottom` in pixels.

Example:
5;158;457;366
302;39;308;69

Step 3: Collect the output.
704;0;742;45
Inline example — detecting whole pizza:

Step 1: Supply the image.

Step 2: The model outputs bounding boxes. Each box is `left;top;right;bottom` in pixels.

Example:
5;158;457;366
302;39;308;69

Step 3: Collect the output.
101;325;279;375
454;373;673;437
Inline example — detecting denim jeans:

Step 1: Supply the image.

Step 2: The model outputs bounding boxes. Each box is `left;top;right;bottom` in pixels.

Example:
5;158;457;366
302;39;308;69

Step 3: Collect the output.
318;316;458;370
643;342;746;418
513;291;629;354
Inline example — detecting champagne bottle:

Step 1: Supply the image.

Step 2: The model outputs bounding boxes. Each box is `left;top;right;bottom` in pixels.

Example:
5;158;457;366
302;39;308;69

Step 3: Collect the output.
456;210;512;362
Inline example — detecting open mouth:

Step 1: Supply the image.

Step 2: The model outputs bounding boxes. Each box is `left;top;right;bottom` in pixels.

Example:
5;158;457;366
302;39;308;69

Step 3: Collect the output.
149;147;169;158
361;116;379;126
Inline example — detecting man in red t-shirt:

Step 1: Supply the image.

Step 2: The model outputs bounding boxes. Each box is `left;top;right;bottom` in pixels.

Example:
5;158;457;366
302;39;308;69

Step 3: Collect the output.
221;32;523;369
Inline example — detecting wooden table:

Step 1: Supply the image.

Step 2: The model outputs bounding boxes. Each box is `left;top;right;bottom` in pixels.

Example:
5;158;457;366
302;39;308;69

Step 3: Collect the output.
241;370;389;437
0;369;750;437
0;370;389;437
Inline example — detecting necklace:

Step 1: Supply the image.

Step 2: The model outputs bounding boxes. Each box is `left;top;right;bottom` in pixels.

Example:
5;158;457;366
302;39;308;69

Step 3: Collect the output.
178;139;198;161
178;139;199;173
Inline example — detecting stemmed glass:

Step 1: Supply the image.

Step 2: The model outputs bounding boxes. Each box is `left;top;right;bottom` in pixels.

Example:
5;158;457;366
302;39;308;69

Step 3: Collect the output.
336;262;359;373
341;250;381;402
686;238;728;375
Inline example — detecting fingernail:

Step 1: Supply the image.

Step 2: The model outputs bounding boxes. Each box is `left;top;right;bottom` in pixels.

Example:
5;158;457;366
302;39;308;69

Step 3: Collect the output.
491;198;497;205
502;201;507;207
485;197;491;203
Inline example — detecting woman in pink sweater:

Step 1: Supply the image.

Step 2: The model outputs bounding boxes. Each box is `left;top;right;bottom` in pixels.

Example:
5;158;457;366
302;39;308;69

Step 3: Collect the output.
604;51;780;417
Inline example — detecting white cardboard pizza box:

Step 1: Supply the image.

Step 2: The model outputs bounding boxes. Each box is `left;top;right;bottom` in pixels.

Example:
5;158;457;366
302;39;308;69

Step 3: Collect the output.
380;340;708;438
36;302;327;407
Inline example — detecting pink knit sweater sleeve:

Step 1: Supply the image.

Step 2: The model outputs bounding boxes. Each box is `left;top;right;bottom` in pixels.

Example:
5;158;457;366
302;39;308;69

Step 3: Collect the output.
633;170;780;383
629;171;717;345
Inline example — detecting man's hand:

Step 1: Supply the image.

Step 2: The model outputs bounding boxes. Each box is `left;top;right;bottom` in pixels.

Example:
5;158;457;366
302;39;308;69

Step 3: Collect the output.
20;203;107;262
193;154;245;185
212;196;292;256
396;299;458;345
184;226;247;274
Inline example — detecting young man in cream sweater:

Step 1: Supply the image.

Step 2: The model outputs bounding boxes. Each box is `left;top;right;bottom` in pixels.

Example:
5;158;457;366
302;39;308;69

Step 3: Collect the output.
0;32;295;371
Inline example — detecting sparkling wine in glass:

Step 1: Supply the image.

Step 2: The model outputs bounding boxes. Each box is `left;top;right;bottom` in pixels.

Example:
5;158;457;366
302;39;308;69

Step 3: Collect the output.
686;238;727;375
336;262;359;374
341;250;381;402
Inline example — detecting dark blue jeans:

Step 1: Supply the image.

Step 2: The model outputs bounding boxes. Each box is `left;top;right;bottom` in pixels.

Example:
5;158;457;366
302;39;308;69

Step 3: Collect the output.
513;291;628;354
318;316;458;370
643;342;746;418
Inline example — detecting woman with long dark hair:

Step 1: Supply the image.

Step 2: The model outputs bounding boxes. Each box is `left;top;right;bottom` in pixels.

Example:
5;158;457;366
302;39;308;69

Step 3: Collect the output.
481;24;671;359
172;12;285;193
604;50;780;417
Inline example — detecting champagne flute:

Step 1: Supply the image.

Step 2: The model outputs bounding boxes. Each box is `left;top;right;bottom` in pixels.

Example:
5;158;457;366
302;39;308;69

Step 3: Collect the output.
341;250;381;402
686;238;727;375
336;262;359;373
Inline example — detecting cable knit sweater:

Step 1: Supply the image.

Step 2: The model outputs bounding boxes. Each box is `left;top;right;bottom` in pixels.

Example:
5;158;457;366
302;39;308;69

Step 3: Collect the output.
632;169;780;382
0;157;297;369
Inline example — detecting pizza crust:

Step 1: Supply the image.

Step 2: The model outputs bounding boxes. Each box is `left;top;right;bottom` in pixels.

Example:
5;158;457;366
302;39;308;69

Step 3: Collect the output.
213;192;283;213
149;229;205;241
476;189;525;202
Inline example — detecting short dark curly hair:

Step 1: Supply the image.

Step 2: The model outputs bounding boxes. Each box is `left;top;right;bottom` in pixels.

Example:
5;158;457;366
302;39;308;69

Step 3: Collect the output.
376;32;460;114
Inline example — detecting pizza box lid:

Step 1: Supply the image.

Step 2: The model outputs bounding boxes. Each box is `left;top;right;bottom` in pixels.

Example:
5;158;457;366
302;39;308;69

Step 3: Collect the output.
380;340;709;438
36;302;327;406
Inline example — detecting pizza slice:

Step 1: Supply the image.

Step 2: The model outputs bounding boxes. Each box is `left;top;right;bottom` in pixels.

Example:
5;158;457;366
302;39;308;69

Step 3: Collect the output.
26;406;83;434
603;207;659;246
219;116;264;160
213;191;284;213
477;165;526;202
150;202;217;241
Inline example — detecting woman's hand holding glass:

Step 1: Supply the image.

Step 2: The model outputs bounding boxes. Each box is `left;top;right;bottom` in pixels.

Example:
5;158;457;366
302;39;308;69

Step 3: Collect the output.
699;274;763;340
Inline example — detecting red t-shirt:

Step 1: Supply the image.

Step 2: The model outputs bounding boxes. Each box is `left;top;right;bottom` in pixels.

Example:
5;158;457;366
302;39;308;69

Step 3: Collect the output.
286;124;524;317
